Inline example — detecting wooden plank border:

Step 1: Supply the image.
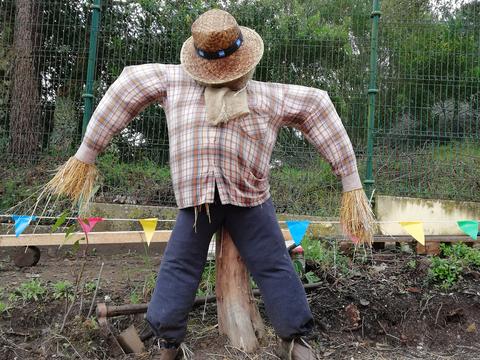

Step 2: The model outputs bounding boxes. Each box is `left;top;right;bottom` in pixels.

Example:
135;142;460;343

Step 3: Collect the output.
0;231;473;248
0;229;293;247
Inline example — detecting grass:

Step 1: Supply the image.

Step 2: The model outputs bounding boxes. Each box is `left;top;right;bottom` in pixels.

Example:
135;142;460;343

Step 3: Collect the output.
375;142;480;202
1;142;478;215
270;161;341;216
143;272;157;299
196;261;216;297
0;301;9;314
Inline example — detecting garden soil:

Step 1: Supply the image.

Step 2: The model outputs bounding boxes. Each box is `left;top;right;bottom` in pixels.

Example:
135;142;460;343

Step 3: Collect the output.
1;245;480;359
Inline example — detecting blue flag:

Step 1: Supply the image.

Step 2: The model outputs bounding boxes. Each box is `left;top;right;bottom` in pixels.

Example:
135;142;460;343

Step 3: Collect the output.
286;220;310;245
12;215;37;237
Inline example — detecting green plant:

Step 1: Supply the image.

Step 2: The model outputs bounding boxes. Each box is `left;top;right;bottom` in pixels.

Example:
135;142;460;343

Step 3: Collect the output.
429;257;463;290
52;280;74;301
16;279;46;302
407;259;417;269
440;243;480;267
292;256;305;278
0;301;10;314
302;237;350;275
129;290;141;304
96;152;173;204
8;292;19;303
143;273;157;298
429;243;480;289
84;281;97;294
197;262;216;297
305;271;320;284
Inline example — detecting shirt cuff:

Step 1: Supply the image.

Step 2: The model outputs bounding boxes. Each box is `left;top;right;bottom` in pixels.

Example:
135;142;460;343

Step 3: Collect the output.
341;171;362;192
75;142;98;165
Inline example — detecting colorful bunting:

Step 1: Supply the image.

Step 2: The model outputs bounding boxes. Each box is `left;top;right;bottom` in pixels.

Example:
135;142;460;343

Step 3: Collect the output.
457;220;478;241
9;213;478;248
286;220;310;245
12;215;37;237
77;217;104;234
399;221;425;245
139;218;158;246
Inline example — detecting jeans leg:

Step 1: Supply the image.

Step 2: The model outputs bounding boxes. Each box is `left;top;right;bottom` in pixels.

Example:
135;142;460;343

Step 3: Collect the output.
146;203;225;344
224;198;314;339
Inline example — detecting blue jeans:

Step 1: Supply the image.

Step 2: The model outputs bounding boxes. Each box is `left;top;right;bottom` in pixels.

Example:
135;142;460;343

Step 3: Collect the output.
146;189;314;344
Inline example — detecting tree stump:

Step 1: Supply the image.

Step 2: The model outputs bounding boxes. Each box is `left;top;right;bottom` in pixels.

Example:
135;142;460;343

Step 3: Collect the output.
215;227;265;352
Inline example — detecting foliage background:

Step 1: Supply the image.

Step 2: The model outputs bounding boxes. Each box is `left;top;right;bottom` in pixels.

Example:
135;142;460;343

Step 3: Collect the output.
0;0;479;216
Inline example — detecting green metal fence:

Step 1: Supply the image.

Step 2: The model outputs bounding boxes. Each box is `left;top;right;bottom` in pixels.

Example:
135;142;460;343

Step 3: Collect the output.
0;0;479;216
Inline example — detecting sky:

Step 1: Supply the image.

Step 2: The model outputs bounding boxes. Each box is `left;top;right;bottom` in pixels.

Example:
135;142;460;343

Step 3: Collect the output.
429;0;476;13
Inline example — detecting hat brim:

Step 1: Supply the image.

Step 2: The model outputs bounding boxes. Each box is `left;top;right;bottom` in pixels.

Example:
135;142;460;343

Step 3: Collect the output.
180;26;264;85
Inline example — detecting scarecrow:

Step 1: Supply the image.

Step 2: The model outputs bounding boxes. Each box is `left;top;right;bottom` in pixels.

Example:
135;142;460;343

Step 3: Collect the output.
44;9;374;360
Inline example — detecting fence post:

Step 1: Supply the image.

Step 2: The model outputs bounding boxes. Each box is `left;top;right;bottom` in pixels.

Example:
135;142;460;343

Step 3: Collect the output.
365;0;381;200
82;0;102;137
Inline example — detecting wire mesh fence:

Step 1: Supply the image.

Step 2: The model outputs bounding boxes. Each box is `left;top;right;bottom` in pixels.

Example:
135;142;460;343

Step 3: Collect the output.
375;1;480;201
0;0;479;217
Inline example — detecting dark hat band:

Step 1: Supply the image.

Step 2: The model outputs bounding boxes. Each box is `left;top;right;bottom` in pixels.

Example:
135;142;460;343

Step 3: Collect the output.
195;34;243;60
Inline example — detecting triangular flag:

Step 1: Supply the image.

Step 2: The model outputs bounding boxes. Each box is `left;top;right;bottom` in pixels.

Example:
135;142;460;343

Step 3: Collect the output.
286;220;310;245
139;218;158;246
399;221;425;245
457;220;478;240
12;215;37;237
77;217;104;234
350;235;360;245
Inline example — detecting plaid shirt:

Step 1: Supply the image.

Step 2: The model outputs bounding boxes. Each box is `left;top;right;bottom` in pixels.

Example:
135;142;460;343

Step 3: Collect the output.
76;64;361;209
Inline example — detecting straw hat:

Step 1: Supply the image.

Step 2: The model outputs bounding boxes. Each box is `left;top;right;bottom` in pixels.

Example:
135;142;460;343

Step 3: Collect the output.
180;9;264;85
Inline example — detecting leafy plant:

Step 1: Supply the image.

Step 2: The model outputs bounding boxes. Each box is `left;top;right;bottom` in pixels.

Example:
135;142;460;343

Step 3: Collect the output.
16;279;46;302
8;292;19;303
0;301;10;314
50;211;70;233
143;273;157;298
197;262;215;297
84;281;97;294
429;257;463;290
429;243;480;289
302;237;350;275
52;280;74;301
129;290;141;304
407;259;417;269
440;243;480;267
305;271;320;284
292;257;305;278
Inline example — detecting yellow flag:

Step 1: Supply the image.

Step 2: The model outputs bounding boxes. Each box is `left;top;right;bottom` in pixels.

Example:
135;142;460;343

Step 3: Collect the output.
139;218;158;246
399;221;425;245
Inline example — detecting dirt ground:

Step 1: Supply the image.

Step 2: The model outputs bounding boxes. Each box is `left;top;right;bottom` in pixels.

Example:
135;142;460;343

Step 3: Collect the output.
1;245;480;360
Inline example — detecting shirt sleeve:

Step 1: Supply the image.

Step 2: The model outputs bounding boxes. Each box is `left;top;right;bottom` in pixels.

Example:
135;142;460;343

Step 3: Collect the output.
280;84;362;192
75;64;168;164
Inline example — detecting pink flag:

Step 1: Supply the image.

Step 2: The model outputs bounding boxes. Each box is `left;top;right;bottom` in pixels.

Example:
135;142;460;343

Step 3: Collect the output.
77;217;104;234
350;235;360;244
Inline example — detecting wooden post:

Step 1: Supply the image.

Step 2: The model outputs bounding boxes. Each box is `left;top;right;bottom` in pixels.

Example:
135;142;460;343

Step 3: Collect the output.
215;227;265;352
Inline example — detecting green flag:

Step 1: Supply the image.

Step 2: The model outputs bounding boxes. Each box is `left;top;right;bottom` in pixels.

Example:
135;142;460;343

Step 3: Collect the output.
457;220;478;240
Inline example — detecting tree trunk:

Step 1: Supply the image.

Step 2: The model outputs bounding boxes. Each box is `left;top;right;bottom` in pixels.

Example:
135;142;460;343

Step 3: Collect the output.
9;0;40;159
215;227;265;353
